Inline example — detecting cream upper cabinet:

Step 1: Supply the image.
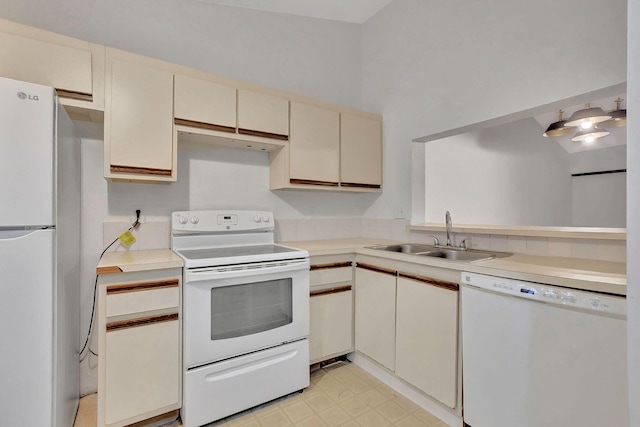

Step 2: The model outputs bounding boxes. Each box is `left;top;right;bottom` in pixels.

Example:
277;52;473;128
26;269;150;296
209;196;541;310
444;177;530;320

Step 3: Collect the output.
104;49;176;182
354;265;396;371
340;113;382;188
174;74;237;132
0;18;105;120
237;89;289;139
395;276;459;409
289;102;340;185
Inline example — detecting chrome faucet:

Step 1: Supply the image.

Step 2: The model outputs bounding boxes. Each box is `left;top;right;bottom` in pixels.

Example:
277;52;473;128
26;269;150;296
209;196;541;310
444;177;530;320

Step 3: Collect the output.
445;211;453;246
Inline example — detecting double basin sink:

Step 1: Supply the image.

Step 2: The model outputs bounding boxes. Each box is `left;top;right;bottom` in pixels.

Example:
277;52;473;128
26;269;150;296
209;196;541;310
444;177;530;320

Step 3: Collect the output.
366;243;511;263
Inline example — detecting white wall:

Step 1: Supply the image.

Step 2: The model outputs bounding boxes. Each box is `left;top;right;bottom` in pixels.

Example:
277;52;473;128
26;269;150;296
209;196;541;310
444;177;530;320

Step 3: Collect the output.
627;0;639;424
424;118;571;226
361;0;627;220
570;146;627;227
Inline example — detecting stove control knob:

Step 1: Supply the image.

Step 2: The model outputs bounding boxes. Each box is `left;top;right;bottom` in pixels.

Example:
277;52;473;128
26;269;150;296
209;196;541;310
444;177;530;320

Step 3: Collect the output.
190;216;199;224
262;215;270;223
254;215;262;223
179;215;188;224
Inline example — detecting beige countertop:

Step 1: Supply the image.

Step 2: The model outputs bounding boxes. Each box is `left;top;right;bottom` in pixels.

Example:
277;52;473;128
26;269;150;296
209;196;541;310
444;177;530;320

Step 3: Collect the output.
96;249;183;274
280;238;627;296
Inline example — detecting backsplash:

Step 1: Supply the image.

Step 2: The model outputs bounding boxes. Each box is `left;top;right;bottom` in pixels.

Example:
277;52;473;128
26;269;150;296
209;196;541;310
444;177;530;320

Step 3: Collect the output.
103;217;626;263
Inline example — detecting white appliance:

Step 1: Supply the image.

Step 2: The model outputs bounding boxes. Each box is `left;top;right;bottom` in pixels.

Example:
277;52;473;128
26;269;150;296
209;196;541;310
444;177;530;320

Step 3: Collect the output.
460;272;628;427
172;210;310;427
0;77;81;426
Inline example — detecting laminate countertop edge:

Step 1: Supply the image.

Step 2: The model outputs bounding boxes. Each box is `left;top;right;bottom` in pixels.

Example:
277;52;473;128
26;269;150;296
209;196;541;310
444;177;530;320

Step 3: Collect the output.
96;249;184;274
279;238;627;296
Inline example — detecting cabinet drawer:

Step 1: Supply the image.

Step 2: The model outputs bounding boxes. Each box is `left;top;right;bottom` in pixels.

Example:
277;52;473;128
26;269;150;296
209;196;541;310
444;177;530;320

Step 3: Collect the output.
310;264;352;286
106;279;179;317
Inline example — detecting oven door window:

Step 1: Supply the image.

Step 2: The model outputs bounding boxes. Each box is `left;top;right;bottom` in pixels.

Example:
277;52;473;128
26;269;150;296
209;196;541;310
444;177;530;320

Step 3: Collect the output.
210;278;293;340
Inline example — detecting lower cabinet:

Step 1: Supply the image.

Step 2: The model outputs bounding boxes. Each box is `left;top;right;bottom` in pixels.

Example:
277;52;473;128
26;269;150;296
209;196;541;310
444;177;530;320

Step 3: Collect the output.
354;260;460;409
309;262;354;364
354;264;397;371
98;268;182;427
395;275;459;408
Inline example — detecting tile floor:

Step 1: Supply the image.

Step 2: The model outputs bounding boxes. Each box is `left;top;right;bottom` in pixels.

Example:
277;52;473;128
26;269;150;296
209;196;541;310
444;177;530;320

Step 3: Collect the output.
75;361;448;427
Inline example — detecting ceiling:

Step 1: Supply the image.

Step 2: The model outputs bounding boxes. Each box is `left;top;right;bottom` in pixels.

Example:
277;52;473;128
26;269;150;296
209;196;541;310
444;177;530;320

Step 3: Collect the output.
196;0;393;23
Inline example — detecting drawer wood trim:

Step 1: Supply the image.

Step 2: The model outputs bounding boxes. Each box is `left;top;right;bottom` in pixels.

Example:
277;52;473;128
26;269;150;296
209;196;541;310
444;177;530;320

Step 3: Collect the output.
290;179;340;187
55;89;93;102
96;266;123;275
110;165;173;176
398;273;459;292
310;262;353;271
174;118;236;134
238;128;289;141
310;285;352;297
106;279;180;295
340;182;381;189
106;313;179;332
356;263;397;277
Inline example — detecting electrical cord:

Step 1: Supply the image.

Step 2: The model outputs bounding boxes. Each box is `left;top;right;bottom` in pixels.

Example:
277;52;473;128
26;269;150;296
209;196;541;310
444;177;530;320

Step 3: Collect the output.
79;211;141;360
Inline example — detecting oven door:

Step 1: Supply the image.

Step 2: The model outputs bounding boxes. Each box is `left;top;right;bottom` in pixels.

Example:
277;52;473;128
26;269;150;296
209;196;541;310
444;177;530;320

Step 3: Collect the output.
183;259;310;369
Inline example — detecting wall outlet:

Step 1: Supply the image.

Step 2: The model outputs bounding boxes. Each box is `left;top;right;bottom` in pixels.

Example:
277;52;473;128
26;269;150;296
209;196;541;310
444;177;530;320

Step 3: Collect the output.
394;207;405;219
130;213;145;225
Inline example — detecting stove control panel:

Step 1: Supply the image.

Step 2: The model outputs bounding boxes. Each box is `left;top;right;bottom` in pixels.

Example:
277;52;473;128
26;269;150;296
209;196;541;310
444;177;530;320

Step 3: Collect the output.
172;210;275;233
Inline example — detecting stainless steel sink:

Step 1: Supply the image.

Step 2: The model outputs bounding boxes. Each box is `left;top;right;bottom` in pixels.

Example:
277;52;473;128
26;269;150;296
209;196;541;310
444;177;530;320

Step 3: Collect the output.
417;249;496;262
367;244;437;254
366;243;510;263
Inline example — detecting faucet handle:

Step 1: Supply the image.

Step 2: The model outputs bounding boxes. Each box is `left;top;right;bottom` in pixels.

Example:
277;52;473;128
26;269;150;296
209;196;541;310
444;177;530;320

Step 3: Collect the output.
427;235;440;246
459;237;471;250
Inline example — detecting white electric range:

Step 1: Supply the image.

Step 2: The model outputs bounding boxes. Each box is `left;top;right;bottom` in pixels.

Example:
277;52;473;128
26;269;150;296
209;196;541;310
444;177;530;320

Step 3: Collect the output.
172;210;310;427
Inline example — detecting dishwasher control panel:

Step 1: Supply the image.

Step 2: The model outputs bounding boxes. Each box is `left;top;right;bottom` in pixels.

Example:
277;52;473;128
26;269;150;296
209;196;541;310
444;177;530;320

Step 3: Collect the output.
460;272;626;316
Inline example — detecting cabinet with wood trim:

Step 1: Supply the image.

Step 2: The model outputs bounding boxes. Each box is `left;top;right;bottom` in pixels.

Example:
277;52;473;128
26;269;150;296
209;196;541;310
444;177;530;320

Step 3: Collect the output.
269;107;383;191
395;274;459;408
309;261;354;364
97;268;182;427
174;74;237;133
237;89;289;140
354;264;397;371
0;17;105;121
104;48;176;182
340;113;382;188
353;258;460;410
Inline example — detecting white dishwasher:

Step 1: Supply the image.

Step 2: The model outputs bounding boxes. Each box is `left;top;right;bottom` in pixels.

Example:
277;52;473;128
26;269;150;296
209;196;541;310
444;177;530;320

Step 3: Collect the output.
460;272;628;427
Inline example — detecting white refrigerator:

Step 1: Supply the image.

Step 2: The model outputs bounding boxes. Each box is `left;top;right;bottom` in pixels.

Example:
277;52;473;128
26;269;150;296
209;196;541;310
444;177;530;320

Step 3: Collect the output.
0;77;81;426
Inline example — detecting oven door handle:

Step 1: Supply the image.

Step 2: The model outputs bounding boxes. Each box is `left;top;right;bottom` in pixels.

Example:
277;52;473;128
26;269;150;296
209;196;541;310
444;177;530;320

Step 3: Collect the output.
186;260;310;282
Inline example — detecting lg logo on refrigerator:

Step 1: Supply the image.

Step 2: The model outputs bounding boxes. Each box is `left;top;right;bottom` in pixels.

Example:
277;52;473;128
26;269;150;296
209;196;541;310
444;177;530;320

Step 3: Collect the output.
17;91;39;101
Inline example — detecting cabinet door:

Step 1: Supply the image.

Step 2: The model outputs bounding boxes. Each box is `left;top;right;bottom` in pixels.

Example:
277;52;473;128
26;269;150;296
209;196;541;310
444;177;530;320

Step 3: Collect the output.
174;74;236;132
340;113;382;188
237;89;289;139
395;276;458;408
354;267;396;371
289;102;340;185
0;31;92;97
310;288;353;363
106;56;175;180
105;317;180;425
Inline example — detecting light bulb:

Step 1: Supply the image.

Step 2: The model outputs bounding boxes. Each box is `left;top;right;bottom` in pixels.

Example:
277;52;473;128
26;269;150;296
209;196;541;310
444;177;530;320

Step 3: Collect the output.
581;121;593;129
585;136;595;143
